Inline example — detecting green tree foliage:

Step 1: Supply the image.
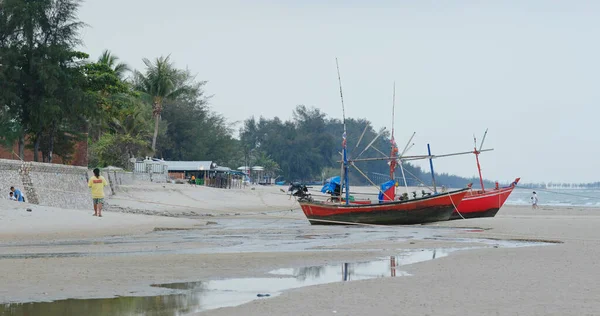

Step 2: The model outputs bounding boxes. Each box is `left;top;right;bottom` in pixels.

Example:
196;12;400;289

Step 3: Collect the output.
240;105;334;181
240;106;497;188
133;55;195;153
0;0;92;162
252;151;280;179
97;49;130;79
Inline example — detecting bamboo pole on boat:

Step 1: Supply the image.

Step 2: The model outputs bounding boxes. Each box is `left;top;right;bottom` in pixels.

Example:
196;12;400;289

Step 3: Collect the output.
343;148;494;163
336;58;350;205
353;124;369;152
398;132;416;196
356;127;386;159
427;144;437;194
390;81;396;181
474;129;488;192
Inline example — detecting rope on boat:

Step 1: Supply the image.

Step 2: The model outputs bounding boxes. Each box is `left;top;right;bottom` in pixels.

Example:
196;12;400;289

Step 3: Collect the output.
448;191;466;220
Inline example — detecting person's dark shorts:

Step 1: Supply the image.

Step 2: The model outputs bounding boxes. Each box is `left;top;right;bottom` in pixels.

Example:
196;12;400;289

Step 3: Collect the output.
93;198;104;205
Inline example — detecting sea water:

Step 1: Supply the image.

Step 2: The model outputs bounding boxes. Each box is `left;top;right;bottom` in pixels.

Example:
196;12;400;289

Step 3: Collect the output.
506;188;600;207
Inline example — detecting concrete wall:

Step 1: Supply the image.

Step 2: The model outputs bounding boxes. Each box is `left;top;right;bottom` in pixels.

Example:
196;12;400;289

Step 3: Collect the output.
0;159;92;209
0;159;169;210
0;160;24;201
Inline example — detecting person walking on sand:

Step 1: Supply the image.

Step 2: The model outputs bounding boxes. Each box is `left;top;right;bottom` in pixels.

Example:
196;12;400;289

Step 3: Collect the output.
191;175;196;186
88;168;108;217
531;191;539;209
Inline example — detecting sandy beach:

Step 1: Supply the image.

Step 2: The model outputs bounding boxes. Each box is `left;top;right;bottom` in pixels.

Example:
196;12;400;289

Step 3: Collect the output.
1;183;599;315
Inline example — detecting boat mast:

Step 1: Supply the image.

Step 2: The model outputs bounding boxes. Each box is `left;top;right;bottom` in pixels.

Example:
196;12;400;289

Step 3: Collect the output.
427;143;437;194
336;58;350;205
474;129;488;192
390;81;396;181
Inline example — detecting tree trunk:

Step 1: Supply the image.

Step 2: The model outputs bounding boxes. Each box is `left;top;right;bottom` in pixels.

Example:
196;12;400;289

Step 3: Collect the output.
152;114;159;155
48;121;56;163
18;134;25;160
33;132;41;162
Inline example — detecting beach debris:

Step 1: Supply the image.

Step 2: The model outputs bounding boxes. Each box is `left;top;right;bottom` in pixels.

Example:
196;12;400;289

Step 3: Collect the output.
206;221;218;225
153;227;199;231
26;208;32;212
256;293;271;297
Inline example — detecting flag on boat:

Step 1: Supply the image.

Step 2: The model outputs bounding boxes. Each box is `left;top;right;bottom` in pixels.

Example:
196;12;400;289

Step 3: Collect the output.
389;137;399;179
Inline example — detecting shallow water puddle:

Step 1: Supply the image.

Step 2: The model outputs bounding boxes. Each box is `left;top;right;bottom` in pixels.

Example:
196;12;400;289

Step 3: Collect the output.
0;248;452;316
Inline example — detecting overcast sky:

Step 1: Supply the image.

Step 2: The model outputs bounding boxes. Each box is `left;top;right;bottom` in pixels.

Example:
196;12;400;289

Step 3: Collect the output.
77;0;599;184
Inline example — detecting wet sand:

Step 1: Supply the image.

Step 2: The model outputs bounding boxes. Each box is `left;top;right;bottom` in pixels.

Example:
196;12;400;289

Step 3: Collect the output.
204;206;600;316
1;184;599;315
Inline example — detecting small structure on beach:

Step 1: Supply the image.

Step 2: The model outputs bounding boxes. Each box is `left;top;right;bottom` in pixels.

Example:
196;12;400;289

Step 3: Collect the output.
237;166;273;184
165;161;245;189
165;161;218;182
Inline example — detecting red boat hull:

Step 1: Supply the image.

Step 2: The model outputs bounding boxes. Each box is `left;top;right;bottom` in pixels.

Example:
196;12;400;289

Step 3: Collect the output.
451;180;518;220
300;189;468;225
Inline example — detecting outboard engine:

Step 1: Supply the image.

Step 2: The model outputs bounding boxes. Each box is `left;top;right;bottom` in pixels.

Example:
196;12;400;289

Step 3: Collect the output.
288;182;312;202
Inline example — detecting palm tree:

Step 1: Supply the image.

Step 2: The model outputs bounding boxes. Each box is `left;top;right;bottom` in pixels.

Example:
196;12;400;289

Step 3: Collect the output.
133;55;193;153
97;50;130;79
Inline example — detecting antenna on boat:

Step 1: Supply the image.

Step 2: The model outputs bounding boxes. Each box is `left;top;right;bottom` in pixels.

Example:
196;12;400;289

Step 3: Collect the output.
336;58;350;205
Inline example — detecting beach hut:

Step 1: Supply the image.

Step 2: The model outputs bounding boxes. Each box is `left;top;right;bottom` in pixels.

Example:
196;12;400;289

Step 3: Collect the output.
165;161;216;181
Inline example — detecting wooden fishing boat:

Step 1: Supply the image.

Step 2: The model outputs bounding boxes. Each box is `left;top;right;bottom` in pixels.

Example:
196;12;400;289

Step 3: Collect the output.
299;188;468;225
451;178;519;219
449;130;519;220
302;60;469;226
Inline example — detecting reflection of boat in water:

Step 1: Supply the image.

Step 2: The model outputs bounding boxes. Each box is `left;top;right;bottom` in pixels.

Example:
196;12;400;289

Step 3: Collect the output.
341;251;440;281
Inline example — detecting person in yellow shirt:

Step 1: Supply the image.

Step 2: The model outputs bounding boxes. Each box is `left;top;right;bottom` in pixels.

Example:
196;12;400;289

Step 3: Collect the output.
88;168;108;217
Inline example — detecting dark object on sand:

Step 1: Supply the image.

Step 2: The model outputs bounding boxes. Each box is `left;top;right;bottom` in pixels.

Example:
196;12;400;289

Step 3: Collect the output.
26;208;32;212
288;183;312;202
256;293;271;297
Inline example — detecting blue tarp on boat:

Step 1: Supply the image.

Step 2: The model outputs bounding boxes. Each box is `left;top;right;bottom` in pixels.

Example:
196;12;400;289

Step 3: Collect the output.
321;176;341;193
378;180;396;202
